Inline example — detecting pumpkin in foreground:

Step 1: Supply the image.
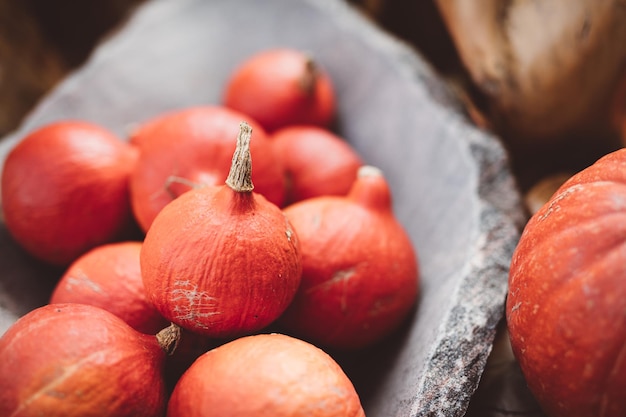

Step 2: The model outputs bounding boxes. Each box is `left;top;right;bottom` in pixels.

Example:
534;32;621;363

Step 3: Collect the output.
0;303;172;417
140;122;301;338
507;148;626;417
167;333;365;417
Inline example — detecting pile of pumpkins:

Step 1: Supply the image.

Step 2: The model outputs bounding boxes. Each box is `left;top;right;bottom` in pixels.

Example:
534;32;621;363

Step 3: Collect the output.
0;48;419;417
3;42;626;417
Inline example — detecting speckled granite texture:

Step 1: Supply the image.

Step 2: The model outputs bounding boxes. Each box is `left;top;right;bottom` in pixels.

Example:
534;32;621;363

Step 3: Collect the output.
0;0;525;415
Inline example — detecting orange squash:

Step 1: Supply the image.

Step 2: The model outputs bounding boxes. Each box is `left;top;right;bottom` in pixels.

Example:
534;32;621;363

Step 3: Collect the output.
167;333;365;417
140;122;301;338
281;166;419;349
50;241;168;334
0;303;174;417
271;125;363;205
129;106;285;232
1;121;137;265
223;49;336;132
507;148;626;417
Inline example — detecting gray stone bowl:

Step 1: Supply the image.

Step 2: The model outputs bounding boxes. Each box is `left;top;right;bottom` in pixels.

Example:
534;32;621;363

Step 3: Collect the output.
0;0;525;415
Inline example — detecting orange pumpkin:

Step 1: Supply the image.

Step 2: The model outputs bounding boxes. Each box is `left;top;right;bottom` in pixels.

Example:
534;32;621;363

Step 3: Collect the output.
140;122;301;338
50;241;168;334
167;333;365;417
281;166;419;350
129;106;285;231
507;148;626;417
1;121;137;265
223;48;336;132
271;125;363;205
0;303;171;417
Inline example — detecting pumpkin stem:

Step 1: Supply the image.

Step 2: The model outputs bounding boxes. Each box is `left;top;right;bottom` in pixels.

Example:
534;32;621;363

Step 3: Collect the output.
357;165;383;178
156;322;182;356
349;165;392;212
225;122;255;193
299;55;318;95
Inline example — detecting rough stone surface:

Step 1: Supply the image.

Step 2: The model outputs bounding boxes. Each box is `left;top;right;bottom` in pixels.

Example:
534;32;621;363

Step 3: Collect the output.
0;0;525;415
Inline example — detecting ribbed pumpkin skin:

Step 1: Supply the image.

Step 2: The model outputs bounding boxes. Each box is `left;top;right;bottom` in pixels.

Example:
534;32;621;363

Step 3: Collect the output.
140;185;302;338
0;303;166;417
507;149;626;417
281;168;419;350
129;106;285;231
1;121;137;266
223;49;336;133
50;241;168;335
167;333;365;417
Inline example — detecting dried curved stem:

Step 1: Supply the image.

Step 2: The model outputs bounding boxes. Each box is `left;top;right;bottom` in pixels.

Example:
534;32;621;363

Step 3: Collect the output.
225;121;254;193
156;322;182;356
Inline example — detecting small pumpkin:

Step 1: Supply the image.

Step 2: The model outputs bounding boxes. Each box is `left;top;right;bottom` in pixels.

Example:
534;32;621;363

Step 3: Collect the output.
280;165;419;350
223;48;336;132
1;121;137;265
140;121;301;338
271;125;363;205
50;241;168;334
167;333;365;417
507;148;626;417
0;303;177;417
129;106;285;232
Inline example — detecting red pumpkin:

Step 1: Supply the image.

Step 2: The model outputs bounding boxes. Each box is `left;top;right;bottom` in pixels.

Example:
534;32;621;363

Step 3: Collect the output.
223;48;336;132
129;106;285;232
1;121;137;265
167;333;365;417
0;303;172;417
271;125;363;205
50;241;168;334
507;148;626;417
281;165;419;350
140;122;301;338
